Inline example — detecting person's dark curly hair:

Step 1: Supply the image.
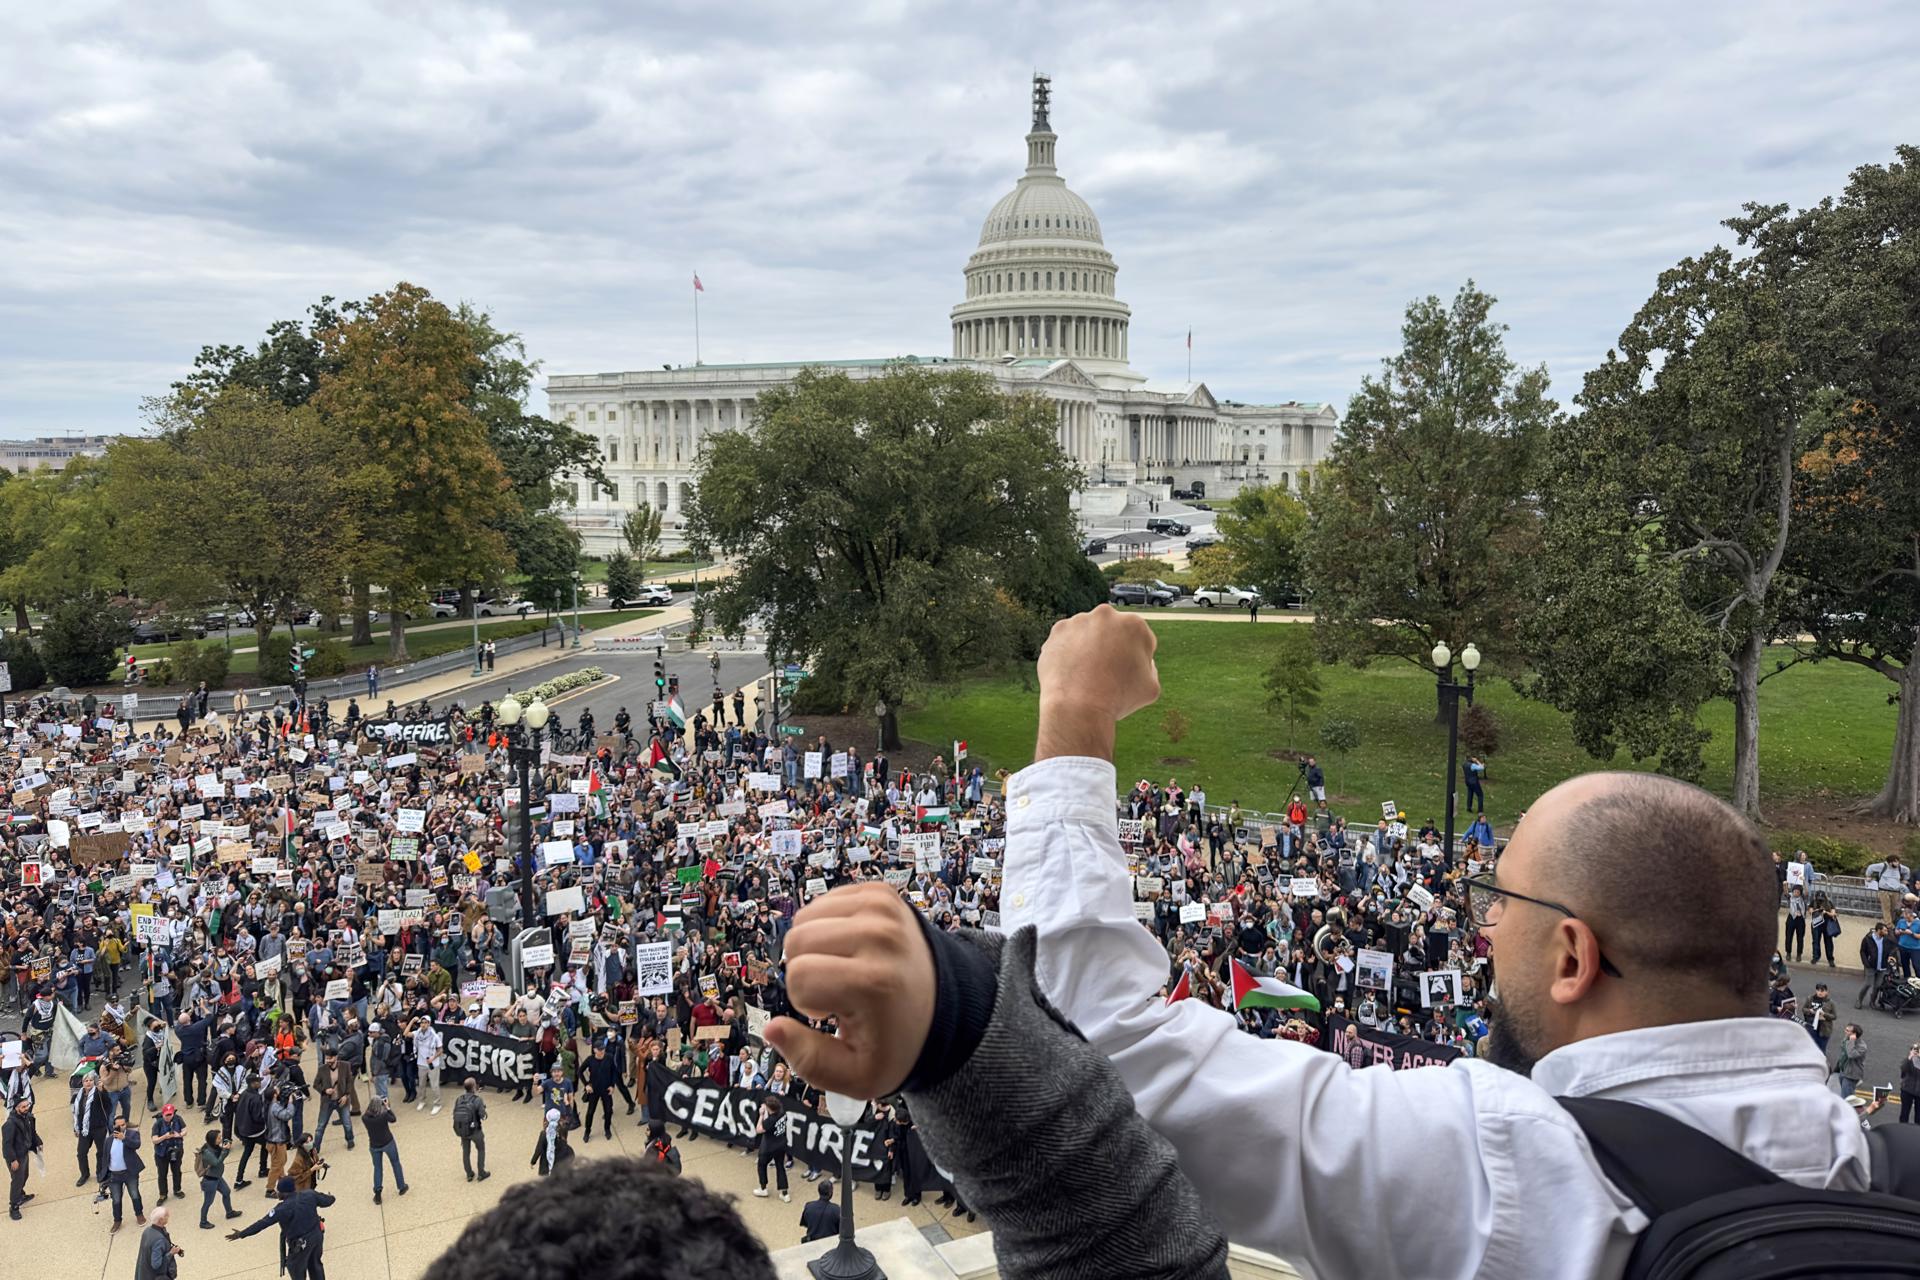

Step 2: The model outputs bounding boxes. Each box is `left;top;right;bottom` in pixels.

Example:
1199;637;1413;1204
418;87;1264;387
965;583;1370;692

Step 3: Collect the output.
420;1156;775;1280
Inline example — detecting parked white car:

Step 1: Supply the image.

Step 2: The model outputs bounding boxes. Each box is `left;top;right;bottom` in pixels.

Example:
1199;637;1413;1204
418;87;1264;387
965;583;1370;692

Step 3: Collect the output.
476;597;535;618
1191;584;1261;607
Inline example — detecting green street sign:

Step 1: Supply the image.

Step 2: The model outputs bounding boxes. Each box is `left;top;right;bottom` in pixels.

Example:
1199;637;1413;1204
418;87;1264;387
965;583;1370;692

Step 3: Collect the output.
779;724;805;736
301;647;316;658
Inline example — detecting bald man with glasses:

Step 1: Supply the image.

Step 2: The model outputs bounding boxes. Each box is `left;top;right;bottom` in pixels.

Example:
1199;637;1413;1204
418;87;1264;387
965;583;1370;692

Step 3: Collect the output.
773;606;1876;1280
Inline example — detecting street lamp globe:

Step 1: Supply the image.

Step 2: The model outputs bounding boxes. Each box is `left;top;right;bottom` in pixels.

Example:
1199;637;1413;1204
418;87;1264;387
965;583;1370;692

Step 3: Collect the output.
1431;642;1452;671
525;697;550;730
1461;643;1482;673
497;694;523;726
874;701;887;720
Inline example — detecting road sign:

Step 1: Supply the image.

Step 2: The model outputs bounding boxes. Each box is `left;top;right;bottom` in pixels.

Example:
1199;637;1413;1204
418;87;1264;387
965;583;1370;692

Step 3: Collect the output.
0;661;10;693
121;692;139;713
783;664;805;678
778;725;804;736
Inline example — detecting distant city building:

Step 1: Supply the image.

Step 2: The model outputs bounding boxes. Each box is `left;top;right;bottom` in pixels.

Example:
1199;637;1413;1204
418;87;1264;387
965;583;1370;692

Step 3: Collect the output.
0;434;116;474
545;76;1337;553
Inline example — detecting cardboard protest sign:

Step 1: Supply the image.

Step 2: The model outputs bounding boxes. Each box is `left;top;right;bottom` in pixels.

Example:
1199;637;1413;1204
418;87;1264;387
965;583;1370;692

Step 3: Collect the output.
545;884;586;918
71;831;134;866
1178;902;1206;924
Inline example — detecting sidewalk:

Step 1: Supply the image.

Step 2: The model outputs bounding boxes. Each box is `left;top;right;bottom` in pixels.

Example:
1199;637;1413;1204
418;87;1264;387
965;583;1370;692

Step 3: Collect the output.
1784;905;1869;972
123;608;694;735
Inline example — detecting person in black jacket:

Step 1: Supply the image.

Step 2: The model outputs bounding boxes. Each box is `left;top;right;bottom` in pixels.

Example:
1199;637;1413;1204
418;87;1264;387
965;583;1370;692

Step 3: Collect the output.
799;1178;840;1242
5;1096;42;1220
751;1097;789;1201
869;1101;896;1201
228;1178;335;1280
174;1005;216;1109
360;1097;408;1204
72;1073;114;1190
230;1080;269;1189
581;1043;619;1141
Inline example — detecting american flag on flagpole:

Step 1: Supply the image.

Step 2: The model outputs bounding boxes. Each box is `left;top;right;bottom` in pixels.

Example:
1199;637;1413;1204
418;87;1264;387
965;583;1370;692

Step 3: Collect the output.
693;273;704;292
1186;329;1192;349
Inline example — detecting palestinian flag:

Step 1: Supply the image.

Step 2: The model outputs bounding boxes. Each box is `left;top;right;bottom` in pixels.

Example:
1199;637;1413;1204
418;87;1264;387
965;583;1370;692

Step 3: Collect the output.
587;767;608;819
916;805;950;826
861;823;882;841
646;738;679;781
1228;958;1319;1013
665;696;687;730
1166;968;1192;1005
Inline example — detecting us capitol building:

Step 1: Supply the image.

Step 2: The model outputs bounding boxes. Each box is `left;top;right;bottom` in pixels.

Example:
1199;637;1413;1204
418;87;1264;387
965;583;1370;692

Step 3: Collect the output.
546;76;1338;554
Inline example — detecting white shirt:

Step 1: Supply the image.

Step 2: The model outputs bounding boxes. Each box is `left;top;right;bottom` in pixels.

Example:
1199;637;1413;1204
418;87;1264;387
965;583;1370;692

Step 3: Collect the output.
1001;756;1870;1280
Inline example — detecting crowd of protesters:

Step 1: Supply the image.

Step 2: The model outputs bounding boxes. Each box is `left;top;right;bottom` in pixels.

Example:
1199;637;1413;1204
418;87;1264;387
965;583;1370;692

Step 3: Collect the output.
1;677;1908;1254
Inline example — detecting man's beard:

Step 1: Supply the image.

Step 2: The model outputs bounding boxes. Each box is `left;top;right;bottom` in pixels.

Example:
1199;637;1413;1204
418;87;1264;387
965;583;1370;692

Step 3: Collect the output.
1482;993;1548;1076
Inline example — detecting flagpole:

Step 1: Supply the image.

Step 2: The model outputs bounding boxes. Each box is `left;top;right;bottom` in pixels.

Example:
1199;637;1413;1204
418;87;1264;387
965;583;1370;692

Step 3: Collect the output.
693;278;701;367
1187;328;1192;384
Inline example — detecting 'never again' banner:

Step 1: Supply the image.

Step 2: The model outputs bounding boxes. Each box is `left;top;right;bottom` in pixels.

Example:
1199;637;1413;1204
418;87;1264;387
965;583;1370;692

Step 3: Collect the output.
1322;1014;1462;1072
660;1079;888;1181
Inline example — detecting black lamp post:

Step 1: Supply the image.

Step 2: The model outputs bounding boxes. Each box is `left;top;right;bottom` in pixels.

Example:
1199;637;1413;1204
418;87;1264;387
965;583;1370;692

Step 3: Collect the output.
1431;641;1480;871
808;1093;886;1280
495;691;552;927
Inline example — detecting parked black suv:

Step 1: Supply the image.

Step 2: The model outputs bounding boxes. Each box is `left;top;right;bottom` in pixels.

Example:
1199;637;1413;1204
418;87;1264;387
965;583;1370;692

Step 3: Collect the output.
1082;537;1109;555
1145;517;1191;536
1109;582;1177;608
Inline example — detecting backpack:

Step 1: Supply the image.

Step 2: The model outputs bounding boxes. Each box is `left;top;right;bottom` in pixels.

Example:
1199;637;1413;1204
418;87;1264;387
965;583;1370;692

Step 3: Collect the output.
1560;1096;1920;1279
452;1096;476;1137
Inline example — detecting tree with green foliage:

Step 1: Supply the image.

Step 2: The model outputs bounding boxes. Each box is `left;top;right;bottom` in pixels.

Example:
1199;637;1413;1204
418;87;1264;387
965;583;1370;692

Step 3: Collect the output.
174;298;345;409
516;513;583;617
115;388;380;653
1185;545;1239;588
1263;627;1322;749
1108;557;1175;586
622;507;663;563
604;552;640;607
1217;483;1307;600
457;304;605;615
1528;247;1803;817
1739;148;1920;825
1317;716;1360;759
0;460;128;621
689;364;1085;750
0;630;46;691
1303;284;1551;715
39;594;129;687
314;283;515;659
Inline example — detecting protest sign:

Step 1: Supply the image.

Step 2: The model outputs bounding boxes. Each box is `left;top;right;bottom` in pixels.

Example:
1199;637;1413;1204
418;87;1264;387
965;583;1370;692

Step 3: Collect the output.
1178;902;1206;925
636;941;674;996
544;885;586;918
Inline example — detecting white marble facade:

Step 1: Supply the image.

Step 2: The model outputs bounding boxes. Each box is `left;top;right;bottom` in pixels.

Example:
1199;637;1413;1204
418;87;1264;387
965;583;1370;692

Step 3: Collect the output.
546;77;1336;554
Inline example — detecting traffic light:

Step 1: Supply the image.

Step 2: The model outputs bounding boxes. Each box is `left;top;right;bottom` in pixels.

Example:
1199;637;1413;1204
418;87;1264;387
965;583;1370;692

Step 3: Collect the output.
654;658;666;692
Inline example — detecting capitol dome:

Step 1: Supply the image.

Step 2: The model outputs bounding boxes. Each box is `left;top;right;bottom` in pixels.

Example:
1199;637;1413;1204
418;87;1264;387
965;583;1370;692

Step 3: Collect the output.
950;76;1134;375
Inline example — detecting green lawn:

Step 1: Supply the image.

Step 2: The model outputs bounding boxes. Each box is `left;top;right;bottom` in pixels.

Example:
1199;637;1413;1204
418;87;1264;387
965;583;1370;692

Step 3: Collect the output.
900;621;1896;832
551;558;715;586
141;611;657;677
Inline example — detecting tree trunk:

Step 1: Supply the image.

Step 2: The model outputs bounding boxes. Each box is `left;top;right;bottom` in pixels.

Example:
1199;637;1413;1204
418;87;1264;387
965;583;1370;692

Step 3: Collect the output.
351;582;373;647
11;599;28;634
460;585;476;620
387;588;410;662
880;706;902;753
255;620;272;656
1862;647;1920;827
1730;629;1764;820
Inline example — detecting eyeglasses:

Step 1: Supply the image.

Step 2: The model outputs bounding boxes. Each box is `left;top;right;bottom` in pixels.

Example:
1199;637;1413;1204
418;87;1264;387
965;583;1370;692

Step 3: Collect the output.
1464;876;1624;979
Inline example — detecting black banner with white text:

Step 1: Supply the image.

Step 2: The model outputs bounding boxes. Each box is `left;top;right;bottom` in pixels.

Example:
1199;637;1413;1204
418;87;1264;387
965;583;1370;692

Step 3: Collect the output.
1323;1014;1463;1071
436;1022;538;1091
660;1079;890;1181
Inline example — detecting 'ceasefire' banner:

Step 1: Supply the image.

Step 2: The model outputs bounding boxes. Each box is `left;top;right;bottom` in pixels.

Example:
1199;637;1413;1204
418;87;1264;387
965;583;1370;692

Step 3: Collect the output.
660;1079;890;1181
436;1022;537;1090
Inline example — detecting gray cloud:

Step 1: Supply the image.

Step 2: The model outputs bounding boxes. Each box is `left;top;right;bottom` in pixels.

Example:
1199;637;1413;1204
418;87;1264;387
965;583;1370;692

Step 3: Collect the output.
2;0;1915;435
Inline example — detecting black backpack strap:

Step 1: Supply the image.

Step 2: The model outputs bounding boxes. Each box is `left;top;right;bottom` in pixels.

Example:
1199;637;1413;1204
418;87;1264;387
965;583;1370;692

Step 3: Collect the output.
1868;1120;1920;1198
1557;1096;1781;1217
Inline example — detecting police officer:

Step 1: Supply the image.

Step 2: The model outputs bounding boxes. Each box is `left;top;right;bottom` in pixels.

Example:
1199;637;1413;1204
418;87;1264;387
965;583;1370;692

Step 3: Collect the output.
228;1177;336;1280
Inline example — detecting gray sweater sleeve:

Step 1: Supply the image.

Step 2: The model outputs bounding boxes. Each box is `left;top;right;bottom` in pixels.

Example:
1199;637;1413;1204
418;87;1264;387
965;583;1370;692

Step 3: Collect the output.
904;925;1230;1280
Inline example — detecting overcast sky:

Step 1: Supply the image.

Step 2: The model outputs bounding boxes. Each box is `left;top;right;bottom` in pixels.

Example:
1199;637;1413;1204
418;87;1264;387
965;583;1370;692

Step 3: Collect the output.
4;2;1916;437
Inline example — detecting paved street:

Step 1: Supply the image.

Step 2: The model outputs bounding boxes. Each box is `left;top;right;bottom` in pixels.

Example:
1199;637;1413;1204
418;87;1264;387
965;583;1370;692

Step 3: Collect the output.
7;1038;981;1280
